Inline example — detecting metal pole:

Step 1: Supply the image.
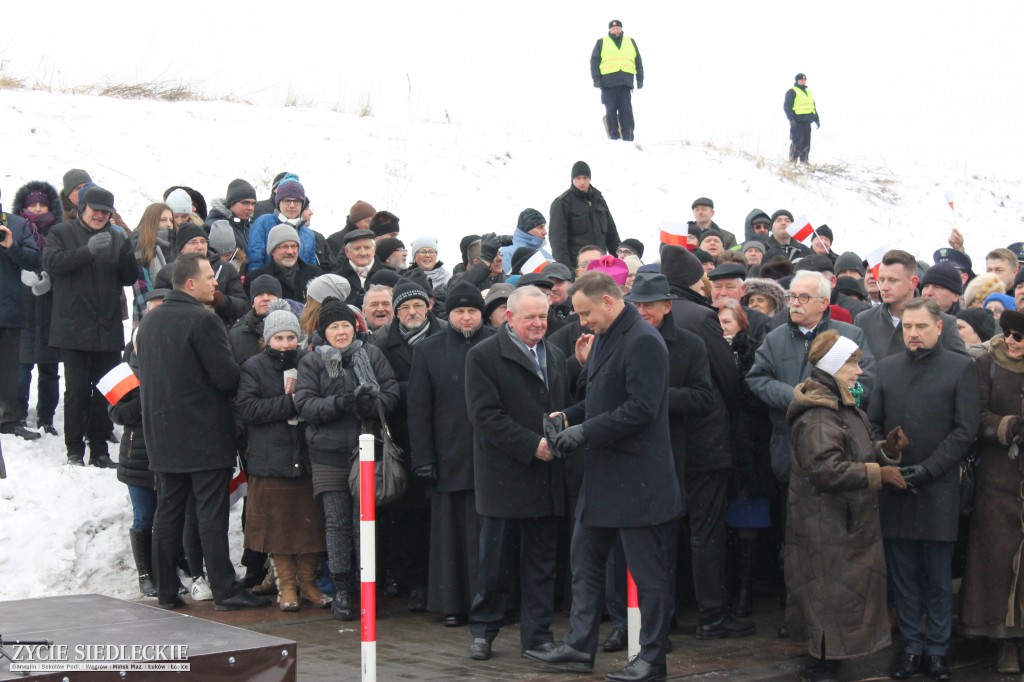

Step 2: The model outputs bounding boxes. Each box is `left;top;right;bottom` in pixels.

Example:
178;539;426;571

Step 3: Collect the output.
626;569;640;658
358;433;376;682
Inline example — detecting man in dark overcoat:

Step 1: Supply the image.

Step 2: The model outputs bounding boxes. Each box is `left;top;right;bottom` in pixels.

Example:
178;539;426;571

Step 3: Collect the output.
464;285;567;661
408;280;495;625
525;272;681;682
868;298;979;680
137;253;269;612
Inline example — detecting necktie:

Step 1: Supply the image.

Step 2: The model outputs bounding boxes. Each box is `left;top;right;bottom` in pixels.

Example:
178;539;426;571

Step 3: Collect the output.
530;347;540;368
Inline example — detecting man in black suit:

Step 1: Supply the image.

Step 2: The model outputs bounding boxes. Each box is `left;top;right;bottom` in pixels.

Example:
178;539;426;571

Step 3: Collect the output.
464;285;567;661
524;271;682;682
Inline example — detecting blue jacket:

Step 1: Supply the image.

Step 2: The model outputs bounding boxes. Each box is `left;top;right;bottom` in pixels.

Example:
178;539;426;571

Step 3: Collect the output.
500;228;552;274
0;213;42;328
246;213;319;273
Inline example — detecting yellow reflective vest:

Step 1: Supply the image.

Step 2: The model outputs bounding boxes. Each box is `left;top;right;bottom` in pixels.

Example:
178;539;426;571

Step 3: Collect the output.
791;87;816;116
600;35;637;75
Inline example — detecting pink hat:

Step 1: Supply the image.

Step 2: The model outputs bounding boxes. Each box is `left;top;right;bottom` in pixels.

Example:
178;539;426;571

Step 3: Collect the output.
587;255;629;286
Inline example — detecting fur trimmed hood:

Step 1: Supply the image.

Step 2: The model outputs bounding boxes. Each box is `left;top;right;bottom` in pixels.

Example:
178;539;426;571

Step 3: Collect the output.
12;180;64;223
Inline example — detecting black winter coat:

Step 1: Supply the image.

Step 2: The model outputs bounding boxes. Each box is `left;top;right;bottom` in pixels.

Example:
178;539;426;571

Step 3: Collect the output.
12;181;61;359
868;345;980;542
154;253;248;327
43;217;137;352
466;325;567;518
564;304;682;527
137;291;240;473
245;258;323;304
235;350;309;478
407;324;495;492
330;258;393;308
293;342;399;466
109;342;153;490
228;309;265;365
0;212;40;330
548;185;620;268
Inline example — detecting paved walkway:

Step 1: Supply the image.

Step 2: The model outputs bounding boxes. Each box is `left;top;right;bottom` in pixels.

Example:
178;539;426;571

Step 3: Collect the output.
180;589;1004;681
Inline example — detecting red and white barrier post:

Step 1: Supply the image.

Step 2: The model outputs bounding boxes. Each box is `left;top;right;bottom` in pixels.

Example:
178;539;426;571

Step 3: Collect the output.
626;569;640;658
358;433;377;681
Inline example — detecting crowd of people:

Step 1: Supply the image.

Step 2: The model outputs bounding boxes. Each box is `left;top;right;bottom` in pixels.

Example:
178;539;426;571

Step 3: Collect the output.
1;160;1023;682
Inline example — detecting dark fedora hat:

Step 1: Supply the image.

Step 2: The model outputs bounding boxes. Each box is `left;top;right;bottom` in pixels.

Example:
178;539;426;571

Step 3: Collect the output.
626;272;677;303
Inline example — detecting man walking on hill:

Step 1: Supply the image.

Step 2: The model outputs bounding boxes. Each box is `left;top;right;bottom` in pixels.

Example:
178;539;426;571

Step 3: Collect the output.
591;20;644;141
785;73;820;163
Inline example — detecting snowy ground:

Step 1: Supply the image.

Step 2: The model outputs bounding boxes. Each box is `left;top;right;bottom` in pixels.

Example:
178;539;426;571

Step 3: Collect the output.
1;2;1022;602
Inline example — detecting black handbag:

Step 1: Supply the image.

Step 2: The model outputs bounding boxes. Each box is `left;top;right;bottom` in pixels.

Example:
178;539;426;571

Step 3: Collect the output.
349;402;407;506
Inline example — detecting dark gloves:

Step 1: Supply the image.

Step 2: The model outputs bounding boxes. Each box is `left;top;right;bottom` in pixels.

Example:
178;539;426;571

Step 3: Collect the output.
212;290;228;311
335;393;356;413
637;80;643;90
815;121;821;130
354;383;380;418
87;230;113;257
899;464;932;490
480;233;501;263
883;426;910;459
413;464;436;482
550;424;586;459
593;78;601;88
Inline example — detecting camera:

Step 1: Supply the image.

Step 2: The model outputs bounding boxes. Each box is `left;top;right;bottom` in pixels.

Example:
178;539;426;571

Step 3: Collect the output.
497;235;514;247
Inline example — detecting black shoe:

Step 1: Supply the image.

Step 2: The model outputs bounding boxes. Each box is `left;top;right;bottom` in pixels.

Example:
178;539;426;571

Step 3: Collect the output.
90;454;117;469
891;653;921;679
801;661;841;682
696;613;756;640
214;590;272;611
603;628;628;652
241;563;268;589
38;422;58;436
67;453;85;466
383;578;406;598
606;657;667;682
1;422;41;440
158;597;186;609
407;586;427;612
468;638;492;661
924;655;950;681
523;641;594;673
443;613;467;627
522;642;557;657
332;574;356;621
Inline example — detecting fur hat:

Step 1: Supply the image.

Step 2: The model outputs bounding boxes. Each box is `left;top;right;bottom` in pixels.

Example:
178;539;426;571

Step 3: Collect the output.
963;273;1005;309
262;300;301;342
266;225;300;256
1000;309;1024;337
741;277;787;313
619;238;645;259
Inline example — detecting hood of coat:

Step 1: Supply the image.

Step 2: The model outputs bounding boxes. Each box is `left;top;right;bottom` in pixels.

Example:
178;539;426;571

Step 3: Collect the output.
989;335;1024;374
743;208;771;242
788;370;855;424
12;180;64;223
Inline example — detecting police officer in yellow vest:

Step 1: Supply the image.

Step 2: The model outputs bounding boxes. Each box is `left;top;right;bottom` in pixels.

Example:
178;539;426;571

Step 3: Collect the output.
590;19;643;142
784;73;820;164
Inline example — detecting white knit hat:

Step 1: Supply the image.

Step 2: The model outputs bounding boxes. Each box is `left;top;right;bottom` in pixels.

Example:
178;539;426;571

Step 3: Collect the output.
165;188;193;214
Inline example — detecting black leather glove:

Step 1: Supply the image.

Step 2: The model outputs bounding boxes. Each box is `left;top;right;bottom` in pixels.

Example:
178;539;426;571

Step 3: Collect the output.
413;464;436;482
87;230;113;257
593;78;601;88
354;386;378;419
899;464;932;489
479;233;501;263
354;383;380;401
335;393;356;413
637;80;643;90
550;424;586;459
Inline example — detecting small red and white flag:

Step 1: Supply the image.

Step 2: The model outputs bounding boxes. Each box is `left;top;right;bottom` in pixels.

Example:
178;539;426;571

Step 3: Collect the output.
786;215;815;244
229;466;248;506
865;243;892;279
97;363;140;405
520;250;550;275
944;190;955;211
658;221;689;247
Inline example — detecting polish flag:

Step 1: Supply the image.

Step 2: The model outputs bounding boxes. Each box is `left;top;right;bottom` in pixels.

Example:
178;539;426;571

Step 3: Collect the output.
229;466;248;506
944;190;955;211
865;244;892;279
520;250;550;274
786;215;815;244
97;363;140;405
658;221;689;247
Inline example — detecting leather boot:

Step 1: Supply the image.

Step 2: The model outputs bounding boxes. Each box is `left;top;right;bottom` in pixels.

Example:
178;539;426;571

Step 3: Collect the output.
129;528;157;597
733;536;756;617
297;554;331;608
273;555;299;612
252;560;278;596
332;573;356;621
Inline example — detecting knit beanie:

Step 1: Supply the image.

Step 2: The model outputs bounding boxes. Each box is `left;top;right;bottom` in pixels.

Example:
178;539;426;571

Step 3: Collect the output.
770;209;794;224
208;220;237;254
262;300;301;342
306;274;352;305
587;255;629;286
957;309;996;342
741;240;766;254
571;160;592;180
698;228;724;246
511;247;539;274
516;208;546;233
835;275;868;300
24;190;50;210
1014;269;1024;291
62;168;92;196
165;188;193;214
266;224;300;255
446;279;486;314
274;175;306;206
921;262;964;295
834;251;866;277
249;274;282;302
318;297;357;338
660;245;705;289
348;200;376;224
984;293;1016;312
392;279;430;308
693;248;715;265
225;179;257;208
376;238;406;264
410;235;439;255
816;224;834;243
370;210;400;237
367;268;402;289
175;223;207;252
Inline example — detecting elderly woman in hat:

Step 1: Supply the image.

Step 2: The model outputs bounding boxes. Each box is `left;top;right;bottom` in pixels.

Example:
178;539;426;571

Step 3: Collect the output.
294;297;399;621
786;330;908;682
960;310;1024;673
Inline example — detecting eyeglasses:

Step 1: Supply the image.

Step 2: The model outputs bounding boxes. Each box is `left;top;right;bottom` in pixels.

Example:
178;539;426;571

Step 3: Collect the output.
784;293;819;305
1004;329;1024;343
752;224;770;231
397;301;428;313
416;249;437;256
280;198;303;205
